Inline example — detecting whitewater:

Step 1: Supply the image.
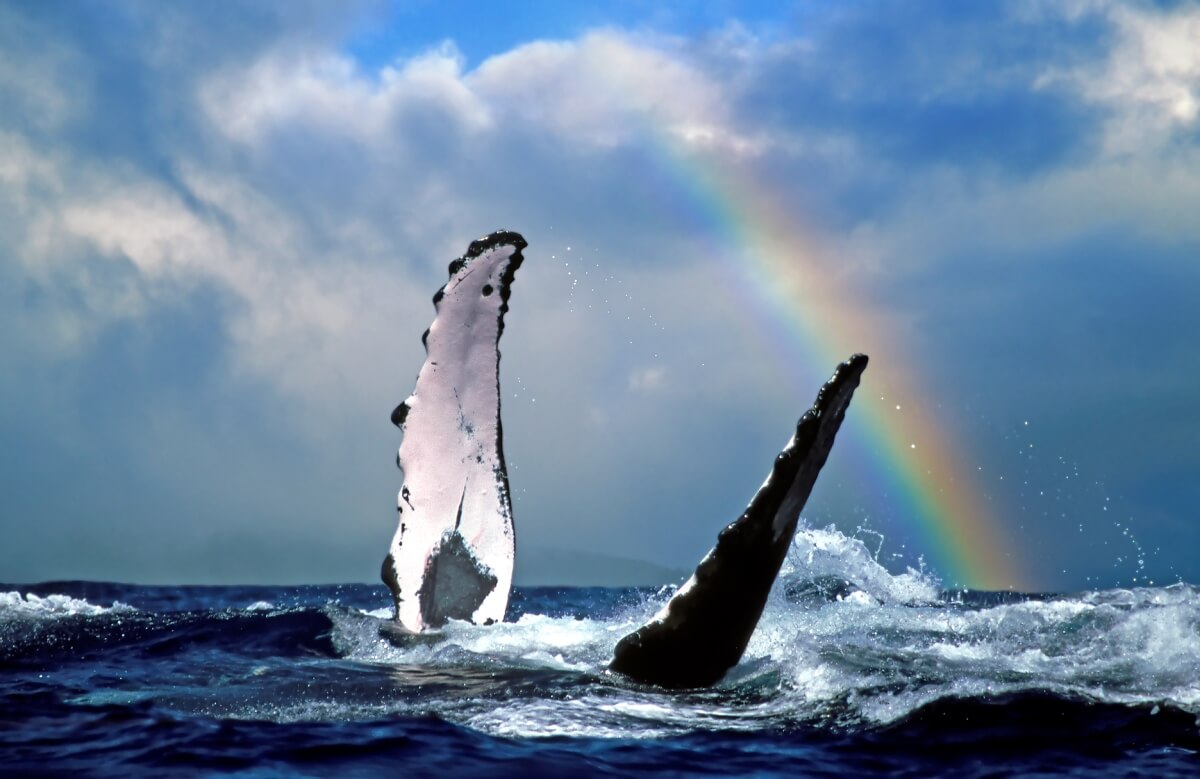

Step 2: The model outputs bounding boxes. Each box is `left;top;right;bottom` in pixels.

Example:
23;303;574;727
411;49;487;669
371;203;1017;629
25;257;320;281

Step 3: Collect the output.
3;525;1199;776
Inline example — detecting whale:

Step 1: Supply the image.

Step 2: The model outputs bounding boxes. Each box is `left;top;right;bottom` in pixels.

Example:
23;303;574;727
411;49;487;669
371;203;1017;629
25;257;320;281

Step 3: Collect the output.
382;231;526;633
385;230;867;688
609;353;867;688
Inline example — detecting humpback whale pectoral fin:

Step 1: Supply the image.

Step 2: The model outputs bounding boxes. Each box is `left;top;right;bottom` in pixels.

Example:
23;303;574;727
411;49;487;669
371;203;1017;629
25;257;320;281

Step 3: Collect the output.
385;231;524;633
609;354;868;689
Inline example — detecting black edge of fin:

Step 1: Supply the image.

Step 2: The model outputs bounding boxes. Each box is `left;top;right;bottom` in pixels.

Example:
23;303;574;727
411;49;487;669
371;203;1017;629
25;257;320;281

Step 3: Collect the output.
609;353;869;689
425;230;527;345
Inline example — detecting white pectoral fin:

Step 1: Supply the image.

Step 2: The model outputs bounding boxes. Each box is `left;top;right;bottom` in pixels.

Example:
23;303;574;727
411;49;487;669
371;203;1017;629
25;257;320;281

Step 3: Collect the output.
384;231;525;632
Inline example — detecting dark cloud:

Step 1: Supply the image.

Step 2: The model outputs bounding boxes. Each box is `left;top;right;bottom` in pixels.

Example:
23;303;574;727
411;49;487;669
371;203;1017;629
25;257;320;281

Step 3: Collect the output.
686;2;1112;231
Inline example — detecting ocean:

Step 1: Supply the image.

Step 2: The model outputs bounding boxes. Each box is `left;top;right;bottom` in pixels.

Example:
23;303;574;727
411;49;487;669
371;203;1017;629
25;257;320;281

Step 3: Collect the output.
3;527;1198;777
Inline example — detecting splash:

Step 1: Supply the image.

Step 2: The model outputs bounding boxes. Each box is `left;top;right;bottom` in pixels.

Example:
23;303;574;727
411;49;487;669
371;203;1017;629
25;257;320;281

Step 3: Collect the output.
0;591;134;618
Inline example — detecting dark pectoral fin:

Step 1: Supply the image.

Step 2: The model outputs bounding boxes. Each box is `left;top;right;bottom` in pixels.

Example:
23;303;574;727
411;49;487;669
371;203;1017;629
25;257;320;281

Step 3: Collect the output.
610;354;868;689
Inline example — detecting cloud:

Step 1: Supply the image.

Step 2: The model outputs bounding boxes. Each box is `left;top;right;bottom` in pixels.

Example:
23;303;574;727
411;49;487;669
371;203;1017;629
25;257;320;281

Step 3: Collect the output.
469;32;743;151
1034;1;1200;152
199;28;759;159
628;366;668;393
1;12;781;583
200;43;493;147
0;2;1197;589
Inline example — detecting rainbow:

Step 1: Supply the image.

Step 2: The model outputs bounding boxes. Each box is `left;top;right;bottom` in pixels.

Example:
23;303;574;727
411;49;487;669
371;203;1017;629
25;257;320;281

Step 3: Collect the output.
650;145;1032;592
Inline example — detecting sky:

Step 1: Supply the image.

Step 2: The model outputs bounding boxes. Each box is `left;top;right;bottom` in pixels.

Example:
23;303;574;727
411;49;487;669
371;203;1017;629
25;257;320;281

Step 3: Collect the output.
1;0;1198;592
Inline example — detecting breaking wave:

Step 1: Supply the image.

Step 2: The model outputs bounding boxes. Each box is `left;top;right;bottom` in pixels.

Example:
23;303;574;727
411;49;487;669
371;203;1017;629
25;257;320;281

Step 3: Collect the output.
4;525;1199;774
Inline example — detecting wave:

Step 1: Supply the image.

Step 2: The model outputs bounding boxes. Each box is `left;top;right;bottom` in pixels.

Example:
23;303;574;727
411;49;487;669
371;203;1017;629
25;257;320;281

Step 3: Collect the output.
3;525;1199;745
0;590;135;619
0;599;337;668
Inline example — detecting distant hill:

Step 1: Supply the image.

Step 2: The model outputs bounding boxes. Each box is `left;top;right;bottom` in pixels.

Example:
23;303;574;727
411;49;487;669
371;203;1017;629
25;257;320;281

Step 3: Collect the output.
514;547;689;587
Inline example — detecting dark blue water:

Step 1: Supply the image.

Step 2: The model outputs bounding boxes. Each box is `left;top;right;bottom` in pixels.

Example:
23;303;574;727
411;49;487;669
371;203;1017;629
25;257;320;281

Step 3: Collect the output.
4;538;1200;777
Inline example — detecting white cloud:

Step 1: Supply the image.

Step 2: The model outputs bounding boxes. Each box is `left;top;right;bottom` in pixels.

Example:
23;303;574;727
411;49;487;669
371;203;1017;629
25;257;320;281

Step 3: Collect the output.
0;133;424;423
822;4;1200;276
7;9;1193;441
1036;1;1200;152
199;42;493;146
1108;5;1200;122
198;30;759;157
628;365;667;392
469;31;738;150
844;147;1200;276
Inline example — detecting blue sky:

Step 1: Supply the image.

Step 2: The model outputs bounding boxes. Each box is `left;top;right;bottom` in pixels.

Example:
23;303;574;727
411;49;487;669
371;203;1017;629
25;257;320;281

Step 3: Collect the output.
1;0;1198;590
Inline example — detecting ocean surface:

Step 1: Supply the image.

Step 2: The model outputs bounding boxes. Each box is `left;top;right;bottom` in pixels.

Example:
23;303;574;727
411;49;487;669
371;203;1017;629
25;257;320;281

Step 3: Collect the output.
3;527;1198;777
